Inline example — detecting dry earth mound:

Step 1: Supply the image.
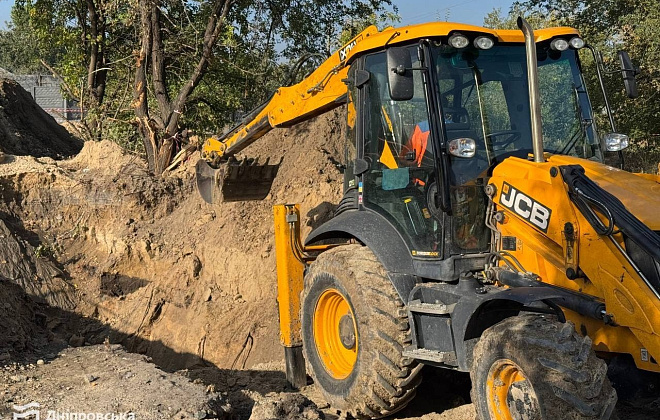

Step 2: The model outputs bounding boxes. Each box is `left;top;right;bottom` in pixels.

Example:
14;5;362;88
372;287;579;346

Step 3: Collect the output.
0;110;345;372
0;78;83;158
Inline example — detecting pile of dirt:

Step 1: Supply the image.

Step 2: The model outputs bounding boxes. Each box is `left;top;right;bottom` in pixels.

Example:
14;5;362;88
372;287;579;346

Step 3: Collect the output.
0;78;83;159
1;345;232;420
0;109;343;372
248;393;324;420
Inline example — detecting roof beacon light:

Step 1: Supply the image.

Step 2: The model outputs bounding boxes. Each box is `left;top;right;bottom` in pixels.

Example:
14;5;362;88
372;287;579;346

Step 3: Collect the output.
569;37;585;49
550;38;569;51
448;33;470;49
474;36;495;50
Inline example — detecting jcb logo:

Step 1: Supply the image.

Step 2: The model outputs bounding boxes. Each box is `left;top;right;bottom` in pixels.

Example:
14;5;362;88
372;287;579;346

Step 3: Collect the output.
499;182;552;233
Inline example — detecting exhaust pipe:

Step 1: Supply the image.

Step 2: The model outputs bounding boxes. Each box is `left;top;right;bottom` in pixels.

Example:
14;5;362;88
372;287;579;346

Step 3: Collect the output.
517;17;545;163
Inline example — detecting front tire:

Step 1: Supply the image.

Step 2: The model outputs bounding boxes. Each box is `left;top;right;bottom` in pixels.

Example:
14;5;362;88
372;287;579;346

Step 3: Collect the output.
471;315;617;420
302;244;422;419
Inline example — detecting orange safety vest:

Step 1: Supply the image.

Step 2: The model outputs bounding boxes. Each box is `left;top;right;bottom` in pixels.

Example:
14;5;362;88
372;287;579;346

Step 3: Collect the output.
401;124;430;166
399;123;430;185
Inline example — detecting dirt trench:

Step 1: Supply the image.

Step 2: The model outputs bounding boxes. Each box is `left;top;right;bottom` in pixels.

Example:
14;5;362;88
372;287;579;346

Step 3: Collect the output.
0;108;345;368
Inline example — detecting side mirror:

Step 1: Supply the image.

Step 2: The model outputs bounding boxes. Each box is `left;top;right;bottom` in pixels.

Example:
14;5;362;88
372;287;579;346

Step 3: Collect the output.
618;51;639;99
603;133;629;152
386;47;414;101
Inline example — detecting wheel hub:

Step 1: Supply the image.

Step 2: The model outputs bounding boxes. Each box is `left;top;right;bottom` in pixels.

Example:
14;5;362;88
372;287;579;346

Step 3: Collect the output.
313;288;358;379
339;314;356;349
487;359;540;420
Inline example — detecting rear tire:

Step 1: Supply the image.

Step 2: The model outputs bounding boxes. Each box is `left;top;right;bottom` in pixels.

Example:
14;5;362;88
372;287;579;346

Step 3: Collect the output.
471;315;617;420
302;244;422;419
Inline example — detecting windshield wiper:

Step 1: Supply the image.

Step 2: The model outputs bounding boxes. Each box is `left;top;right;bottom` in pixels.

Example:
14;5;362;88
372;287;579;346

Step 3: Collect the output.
557;83;592;155
558;119;592;155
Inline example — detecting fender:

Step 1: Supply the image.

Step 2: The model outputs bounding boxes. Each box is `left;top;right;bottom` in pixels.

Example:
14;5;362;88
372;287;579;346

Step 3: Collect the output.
305;209;415;274
453;286;566;371
305;209;420;301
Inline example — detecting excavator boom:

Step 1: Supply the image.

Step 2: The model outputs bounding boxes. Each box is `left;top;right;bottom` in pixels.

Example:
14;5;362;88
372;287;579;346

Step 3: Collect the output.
196;26;379;202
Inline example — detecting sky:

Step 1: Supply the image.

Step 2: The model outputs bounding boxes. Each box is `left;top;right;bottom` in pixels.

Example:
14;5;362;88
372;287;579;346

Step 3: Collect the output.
0;0;514;30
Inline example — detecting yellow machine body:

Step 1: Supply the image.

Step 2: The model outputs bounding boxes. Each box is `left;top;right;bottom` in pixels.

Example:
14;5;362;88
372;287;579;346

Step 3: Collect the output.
490;156;660;372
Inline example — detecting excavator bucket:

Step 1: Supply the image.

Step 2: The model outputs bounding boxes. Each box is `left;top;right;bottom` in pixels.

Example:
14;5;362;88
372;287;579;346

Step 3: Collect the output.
195;158;280;204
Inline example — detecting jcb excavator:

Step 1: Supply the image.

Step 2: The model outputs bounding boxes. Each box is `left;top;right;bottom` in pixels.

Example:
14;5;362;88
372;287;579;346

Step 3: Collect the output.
196;17;660;419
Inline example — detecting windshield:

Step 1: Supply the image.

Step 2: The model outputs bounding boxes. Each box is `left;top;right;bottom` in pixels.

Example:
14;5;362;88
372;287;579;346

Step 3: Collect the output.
430;44;601;185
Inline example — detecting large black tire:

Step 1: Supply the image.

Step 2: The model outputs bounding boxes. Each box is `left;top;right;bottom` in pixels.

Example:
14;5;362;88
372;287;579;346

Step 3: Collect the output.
302;244;423;419
471;315;617;420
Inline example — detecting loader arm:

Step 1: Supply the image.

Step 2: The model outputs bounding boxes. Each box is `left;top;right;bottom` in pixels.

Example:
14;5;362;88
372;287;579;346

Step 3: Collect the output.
201;26;379;161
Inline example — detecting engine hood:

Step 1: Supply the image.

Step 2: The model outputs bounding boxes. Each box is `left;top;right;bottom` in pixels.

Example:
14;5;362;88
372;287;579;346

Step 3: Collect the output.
548;156;660;230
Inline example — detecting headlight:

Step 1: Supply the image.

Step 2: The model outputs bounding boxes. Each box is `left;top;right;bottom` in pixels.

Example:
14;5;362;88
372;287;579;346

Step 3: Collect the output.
603;133;629;151
449;138;476;158
550;38;569;51
448;33;470;49
569;37;585;49
474;36;495;50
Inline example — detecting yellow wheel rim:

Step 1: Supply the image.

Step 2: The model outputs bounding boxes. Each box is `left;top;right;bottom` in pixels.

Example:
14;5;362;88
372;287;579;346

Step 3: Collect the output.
313;288;358;379
486;359;539;420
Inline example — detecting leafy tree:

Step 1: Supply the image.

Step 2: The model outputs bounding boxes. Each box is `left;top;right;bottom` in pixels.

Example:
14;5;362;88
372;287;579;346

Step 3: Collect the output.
131;0;397;174
4;0;135;140
498;0;660;172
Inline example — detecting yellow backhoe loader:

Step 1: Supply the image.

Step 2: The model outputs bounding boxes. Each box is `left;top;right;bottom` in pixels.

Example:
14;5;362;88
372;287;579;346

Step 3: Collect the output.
196;17;660;419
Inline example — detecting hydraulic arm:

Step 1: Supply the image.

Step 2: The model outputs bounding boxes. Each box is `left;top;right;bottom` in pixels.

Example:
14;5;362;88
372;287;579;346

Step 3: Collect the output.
196;27;379;203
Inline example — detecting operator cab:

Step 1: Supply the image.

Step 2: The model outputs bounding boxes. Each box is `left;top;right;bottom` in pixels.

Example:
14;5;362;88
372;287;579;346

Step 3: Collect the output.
342;34;604;280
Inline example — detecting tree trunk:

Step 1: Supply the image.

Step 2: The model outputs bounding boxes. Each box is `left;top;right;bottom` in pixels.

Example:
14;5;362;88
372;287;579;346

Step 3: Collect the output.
133;0;234;175
85;0;108;140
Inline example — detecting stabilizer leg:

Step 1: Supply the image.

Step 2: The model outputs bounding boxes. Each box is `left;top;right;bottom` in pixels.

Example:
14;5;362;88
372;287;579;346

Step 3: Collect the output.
273;204;307;389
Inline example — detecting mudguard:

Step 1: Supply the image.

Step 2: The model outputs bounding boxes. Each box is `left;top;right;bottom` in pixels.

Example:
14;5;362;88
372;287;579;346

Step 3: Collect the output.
453;286;566;371
305;209;415;274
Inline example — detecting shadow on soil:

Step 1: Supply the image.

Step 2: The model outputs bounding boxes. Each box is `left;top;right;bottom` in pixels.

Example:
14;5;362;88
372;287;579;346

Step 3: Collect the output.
1;273;479;419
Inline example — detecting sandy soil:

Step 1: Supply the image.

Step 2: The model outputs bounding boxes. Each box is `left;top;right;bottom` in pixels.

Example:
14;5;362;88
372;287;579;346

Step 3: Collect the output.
1;345;231;420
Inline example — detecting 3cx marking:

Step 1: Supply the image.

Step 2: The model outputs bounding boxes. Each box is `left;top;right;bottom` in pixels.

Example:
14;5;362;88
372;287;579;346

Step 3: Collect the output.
499;182;552;233
339;36;363;62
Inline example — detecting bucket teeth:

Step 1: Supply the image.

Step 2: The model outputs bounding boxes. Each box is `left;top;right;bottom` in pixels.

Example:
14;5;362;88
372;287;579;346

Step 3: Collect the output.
195;157;280;204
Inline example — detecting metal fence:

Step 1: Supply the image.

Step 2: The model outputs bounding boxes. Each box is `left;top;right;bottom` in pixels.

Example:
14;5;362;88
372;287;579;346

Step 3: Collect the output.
13;74;82;121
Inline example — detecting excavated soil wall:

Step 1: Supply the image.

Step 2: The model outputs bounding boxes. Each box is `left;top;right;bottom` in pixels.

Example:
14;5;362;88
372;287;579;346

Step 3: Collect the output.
0;109;345;371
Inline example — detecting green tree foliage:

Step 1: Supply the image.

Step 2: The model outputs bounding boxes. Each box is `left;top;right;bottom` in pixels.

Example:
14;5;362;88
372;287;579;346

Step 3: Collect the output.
0;0;397;173
2;0;135;141
489;0;660;172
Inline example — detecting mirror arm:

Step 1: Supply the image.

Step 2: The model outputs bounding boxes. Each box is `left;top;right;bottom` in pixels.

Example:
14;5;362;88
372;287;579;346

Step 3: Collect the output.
585;45;625;169
585;44;617;133
390;66;427;75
